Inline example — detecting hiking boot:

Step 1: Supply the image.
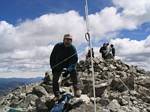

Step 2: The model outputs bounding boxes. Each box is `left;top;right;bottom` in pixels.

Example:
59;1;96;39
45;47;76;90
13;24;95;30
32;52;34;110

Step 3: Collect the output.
74;88;81;97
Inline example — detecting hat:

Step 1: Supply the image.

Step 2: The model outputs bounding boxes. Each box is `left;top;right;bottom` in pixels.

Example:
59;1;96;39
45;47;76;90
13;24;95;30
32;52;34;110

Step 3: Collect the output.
64;34;72;40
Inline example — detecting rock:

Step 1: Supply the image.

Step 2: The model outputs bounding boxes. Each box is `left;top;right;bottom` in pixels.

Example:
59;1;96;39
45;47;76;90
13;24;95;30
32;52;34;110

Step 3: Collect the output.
81;79;93;95
137;85;150;103
110;78;127;92
147;107;150;112
121;106;130;112
18;94;38;108
102;109;110;112
41;84;53;93
137;77;150;89
116;71;127;78
78;95;90;104
110;75;134;92
108;99;121;112
103;67;109;71
118;97;129;106
136;68;146;74
95;83;108;97
32;86;49;97
132;107;140;112
36;98;48;112
99;98;110;106
70;103;95;112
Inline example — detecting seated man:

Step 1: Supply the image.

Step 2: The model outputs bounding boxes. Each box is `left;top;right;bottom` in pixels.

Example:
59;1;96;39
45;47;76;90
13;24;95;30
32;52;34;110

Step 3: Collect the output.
50;34;81;100
86;48;94;60
100;43;115;59
42;71;52;85
99;43;108;59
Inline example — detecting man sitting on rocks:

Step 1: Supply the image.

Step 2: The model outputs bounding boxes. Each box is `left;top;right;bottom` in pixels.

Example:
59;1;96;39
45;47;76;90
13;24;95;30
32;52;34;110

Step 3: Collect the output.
99;43;115;59
42;71;52;85
99;43;108;59
50;34;81;100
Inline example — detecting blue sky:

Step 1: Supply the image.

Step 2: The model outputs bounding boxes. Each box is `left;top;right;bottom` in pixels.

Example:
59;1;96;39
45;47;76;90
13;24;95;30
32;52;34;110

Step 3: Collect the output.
0;0;112;24
0;0;150;76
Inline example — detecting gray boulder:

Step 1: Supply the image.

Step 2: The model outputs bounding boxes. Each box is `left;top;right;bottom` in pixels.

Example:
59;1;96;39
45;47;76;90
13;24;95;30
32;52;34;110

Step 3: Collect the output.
32;86;49;97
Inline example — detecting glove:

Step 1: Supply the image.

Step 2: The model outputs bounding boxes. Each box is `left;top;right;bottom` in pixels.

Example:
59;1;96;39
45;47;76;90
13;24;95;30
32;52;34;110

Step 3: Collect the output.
62;71;69;77
67;64;76;73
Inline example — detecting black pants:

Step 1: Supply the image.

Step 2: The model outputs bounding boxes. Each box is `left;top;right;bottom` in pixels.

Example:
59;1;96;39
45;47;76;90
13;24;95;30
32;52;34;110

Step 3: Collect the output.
52;70;79;97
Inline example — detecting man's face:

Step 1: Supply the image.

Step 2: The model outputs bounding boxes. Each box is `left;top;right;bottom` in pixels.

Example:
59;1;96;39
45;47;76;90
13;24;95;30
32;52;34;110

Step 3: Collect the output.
63;37;72;47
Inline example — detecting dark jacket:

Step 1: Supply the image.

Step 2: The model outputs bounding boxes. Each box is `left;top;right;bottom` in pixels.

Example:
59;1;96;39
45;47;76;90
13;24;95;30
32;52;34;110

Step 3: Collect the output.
99;46;107;59
86;49;94;59
50;43;78;73
43;75;51;85
112;47;115;57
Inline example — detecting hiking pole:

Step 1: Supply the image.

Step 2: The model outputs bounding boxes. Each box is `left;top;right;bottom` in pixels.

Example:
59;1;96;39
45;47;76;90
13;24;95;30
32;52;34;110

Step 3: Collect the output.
84;0;97;112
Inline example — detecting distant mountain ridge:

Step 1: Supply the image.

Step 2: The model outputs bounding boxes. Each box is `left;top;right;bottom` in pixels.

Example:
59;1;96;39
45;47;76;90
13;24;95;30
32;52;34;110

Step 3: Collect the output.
0;77;42;97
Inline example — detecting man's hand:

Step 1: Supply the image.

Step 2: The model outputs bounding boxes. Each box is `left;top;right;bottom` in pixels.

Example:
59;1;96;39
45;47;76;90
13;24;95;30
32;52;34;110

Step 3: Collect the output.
62;68;69;77
67;64;76;72
62;71;69;77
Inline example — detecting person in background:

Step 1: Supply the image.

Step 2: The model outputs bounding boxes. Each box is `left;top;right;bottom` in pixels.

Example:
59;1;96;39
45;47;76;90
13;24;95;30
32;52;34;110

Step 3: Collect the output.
42;71;51;85
100;43;115;59
99;43;108;59
110;44;115;59
86;48;94;60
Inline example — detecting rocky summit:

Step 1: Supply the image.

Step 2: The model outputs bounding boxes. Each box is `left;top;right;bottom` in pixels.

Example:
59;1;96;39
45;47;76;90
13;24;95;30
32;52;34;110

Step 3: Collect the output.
0;57;150;112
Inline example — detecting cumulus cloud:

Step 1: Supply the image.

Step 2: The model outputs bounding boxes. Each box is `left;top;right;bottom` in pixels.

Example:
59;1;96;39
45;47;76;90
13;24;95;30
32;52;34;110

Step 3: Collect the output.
0;11;86;54
0;45;55;72
111;35;150;70
113;0;150;25
89;7;137;37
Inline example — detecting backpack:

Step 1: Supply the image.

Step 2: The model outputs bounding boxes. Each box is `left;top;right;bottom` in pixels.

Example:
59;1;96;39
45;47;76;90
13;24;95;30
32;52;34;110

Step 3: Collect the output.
50;94;73;112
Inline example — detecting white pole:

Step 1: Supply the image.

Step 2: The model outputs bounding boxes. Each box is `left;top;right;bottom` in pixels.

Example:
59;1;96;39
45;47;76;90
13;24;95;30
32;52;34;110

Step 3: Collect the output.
89;36;97;112
85;0;89;32
85;0;97;112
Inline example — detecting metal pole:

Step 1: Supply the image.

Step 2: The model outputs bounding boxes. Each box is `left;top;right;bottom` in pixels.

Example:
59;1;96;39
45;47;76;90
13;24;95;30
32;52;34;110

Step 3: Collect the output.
85;0;97;112
85;0;90;32
89;34;97;112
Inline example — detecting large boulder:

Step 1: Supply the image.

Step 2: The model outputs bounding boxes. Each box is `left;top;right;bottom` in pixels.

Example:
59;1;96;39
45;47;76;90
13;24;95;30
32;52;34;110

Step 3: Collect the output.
41;84;53;93
136;77;150;89
108;99;121;112
36;98;48;112
32;86;49;97
20;94;38;108
110;76;134;92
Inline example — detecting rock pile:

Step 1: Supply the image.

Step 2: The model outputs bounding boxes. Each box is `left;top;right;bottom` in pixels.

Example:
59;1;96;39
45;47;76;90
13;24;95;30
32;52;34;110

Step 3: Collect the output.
0;57;150;112
76;58;150;112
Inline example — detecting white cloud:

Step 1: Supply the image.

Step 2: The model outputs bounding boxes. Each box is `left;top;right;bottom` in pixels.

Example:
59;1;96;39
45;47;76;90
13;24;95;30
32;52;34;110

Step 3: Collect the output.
0;11;87;53
111;35;150;70
0;7;140;55
0;45;54;72
89;7;136;37
0;21;20;53
113;0;150;16
113;0;150;25
17;11;86;46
